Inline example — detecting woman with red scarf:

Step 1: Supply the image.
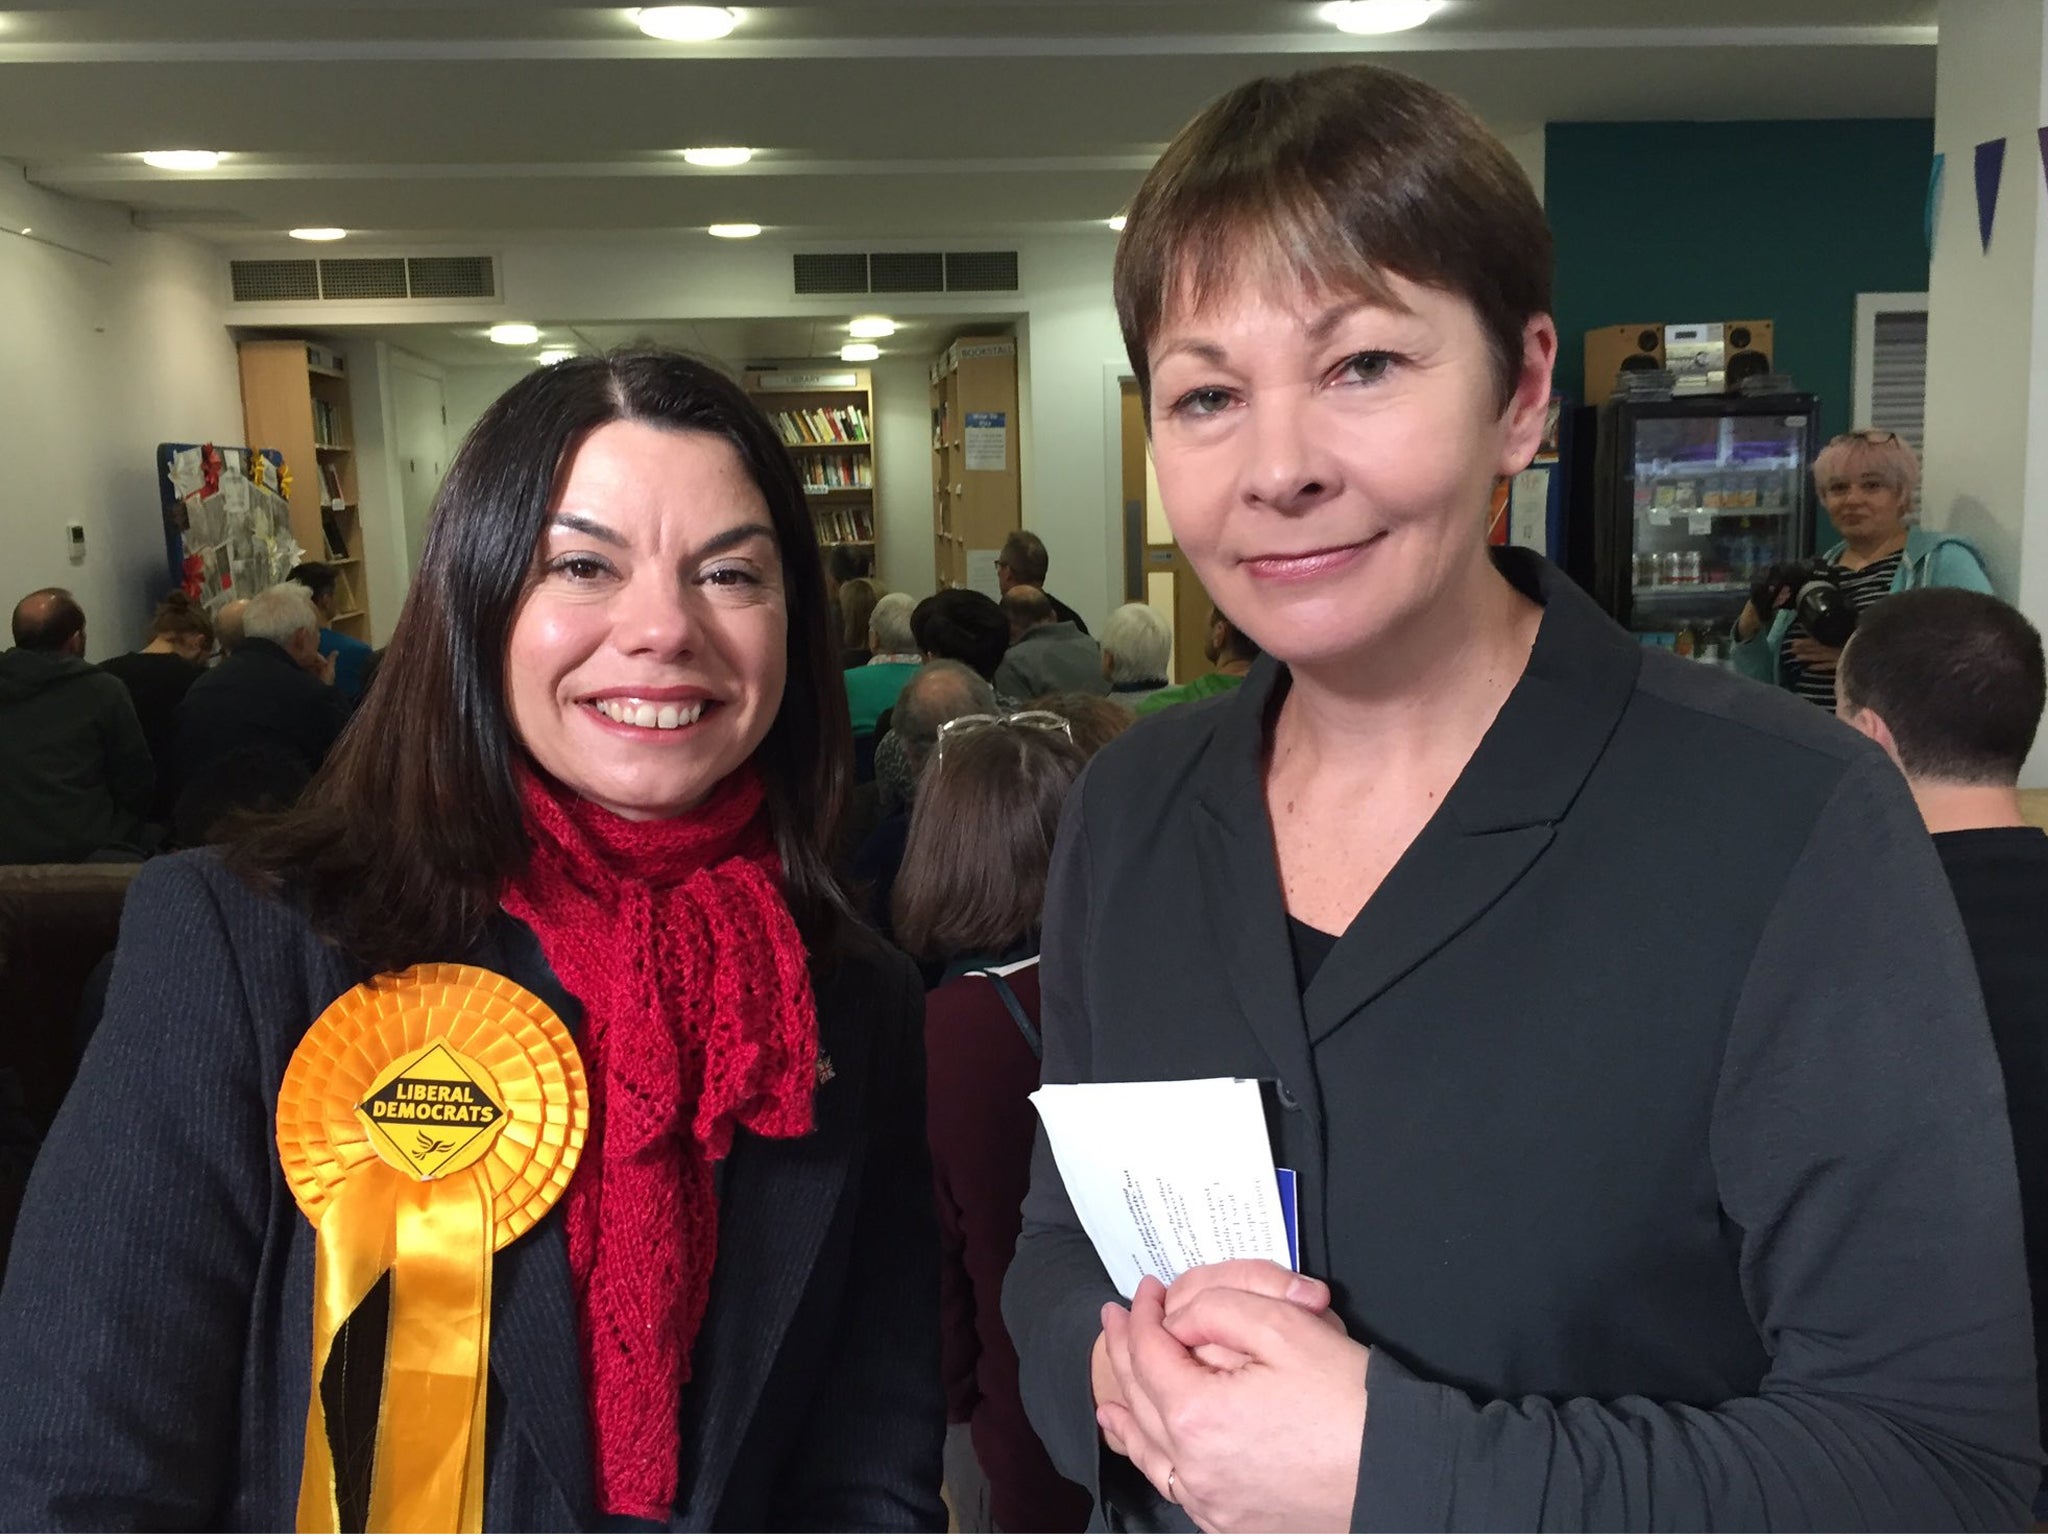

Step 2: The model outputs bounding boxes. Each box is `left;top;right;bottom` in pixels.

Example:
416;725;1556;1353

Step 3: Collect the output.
0;351;946;1531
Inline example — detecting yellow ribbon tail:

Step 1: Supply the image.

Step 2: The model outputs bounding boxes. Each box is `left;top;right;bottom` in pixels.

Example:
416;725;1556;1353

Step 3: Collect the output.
299;1169;399;1534
368;1168;495;1534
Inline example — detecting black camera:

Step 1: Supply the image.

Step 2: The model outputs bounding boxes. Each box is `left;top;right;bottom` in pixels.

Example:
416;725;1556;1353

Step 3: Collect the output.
1752;559;1858;649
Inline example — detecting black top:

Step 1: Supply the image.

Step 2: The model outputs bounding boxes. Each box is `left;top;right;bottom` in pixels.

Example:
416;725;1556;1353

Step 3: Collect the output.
1286;916;1338;993
1045;592;1090;638
1781;552;1902;710
1936;824;2048;1450
0;851;946;1530
176;637;351;786
1003;548;2036;1531
99;650;204;820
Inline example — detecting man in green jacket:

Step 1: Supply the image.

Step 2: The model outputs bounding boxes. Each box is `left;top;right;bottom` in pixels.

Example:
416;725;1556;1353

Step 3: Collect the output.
1134;607;1261;717
0;589;153;863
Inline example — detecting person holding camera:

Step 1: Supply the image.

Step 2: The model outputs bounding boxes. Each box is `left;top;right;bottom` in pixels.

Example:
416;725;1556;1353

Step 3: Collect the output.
1732;429;1990;710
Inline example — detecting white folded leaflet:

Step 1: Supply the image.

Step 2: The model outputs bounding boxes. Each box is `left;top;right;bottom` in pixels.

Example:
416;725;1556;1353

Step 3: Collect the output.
1029;1076;1292;1300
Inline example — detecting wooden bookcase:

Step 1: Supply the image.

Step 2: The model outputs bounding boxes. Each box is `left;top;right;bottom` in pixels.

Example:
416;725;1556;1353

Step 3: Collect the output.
237;338;372;641
929;336;1020;591
744;366;876;565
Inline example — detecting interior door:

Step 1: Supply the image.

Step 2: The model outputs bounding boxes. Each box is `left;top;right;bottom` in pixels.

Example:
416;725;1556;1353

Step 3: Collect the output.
1121;379;1215;684
390;359;448;577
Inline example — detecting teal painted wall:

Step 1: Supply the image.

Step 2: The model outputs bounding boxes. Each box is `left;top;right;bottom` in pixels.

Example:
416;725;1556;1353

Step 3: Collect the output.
1546;119;1933;444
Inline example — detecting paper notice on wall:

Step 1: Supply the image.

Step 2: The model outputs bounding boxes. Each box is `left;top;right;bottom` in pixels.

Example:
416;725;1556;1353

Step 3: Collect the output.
964;411;1007;472
168;446;204;500
966;548;1003;601
1029;1077;1292;1299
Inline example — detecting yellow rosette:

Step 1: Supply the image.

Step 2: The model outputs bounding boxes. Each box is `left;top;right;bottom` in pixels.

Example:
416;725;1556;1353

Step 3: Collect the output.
276;963;587;1534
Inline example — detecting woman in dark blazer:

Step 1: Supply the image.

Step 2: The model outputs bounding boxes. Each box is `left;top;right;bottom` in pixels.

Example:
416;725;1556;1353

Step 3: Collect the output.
1002;66;2037;1533
0;350;945;1532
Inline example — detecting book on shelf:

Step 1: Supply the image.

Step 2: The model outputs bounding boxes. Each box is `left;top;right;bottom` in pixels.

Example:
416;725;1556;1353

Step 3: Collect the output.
769;405;871;448
312;398;340;447
320;461;347;508
800;453;874;492
321;509;350;560
814;504;875;544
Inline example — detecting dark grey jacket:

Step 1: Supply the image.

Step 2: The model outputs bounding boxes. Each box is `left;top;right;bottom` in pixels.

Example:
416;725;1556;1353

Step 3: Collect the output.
993;622;1109;703
0;648;151;863
1004;550;2039;1531
0;851;946;1531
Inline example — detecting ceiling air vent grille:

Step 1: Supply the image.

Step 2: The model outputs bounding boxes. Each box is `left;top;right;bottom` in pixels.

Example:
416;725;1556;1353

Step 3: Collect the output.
230;259;320;302
793;252;871;295
869;251;945;293
944;251;1020;292
790;250;1022;297
316;258;409;300
405;255;496;299
228;253;500;303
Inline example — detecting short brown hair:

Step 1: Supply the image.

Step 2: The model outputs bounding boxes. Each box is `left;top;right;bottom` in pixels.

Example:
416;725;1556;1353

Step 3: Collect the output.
1030;692;1136;759
891;724;1086;962
1839;589;2045;785
1114;64;1552;413
839;576;883;652
999;530;1050;586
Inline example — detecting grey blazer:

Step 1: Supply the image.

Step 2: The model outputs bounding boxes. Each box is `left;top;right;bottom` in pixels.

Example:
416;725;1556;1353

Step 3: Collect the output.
0;851;946;1532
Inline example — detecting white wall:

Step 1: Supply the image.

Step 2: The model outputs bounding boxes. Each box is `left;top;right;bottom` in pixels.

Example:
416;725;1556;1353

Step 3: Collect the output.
1920;0;2048;784
871;356;937;597
0;166;243;657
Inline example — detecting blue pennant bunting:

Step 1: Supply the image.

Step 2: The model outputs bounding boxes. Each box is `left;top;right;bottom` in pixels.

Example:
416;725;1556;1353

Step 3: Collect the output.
1926;151;1945;253
1975;137;2007;253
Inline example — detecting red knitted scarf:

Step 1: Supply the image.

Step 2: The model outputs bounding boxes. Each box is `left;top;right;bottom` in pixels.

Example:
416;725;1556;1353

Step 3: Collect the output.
501;764;819;1522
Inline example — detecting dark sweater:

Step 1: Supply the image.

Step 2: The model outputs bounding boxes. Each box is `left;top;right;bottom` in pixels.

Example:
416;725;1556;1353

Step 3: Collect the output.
1936;824;2048;1455
99;650;204;821
0;649;152;863
1005;548;2038;1530
926;962;1090;1534
176;638;350;786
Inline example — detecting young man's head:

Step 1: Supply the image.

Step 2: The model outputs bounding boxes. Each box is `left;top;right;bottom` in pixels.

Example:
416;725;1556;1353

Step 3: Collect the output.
287;561;340;623
996;530;1050;595
1837;588;2045;804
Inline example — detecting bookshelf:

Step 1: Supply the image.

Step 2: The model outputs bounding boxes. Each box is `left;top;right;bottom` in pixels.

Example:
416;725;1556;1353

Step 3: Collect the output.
237;338;373;640
929;336;1020;591
744;366;876;563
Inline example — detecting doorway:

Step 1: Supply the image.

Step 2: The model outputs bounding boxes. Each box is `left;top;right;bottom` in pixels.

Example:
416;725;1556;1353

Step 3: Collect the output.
390;359;448;577
1120;378;1216;685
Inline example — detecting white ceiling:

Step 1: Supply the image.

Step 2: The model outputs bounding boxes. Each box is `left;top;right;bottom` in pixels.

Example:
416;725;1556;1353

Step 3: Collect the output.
0;2;1939;247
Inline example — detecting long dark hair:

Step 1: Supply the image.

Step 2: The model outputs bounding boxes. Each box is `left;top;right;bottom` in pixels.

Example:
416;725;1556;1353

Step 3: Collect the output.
232;349;852;969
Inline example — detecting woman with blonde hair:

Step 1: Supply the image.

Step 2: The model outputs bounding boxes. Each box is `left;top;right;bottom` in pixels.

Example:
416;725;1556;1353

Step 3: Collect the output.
1733;428;1991;709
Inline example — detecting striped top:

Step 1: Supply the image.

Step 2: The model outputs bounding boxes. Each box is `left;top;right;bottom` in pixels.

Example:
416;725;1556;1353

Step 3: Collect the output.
1782;551;1904;710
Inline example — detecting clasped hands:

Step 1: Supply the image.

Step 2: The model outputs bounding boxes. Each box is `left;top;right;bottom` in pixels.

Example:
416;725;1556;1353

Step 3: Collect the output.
1091;1259;1368;1534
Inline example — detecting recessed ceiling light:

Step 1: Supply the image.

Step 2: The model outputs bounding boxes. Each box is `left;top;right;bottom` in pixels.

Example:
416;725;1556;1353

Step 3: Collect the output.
682;146;754;168
489;323;541;346
840;343;881;363
1107;214;1128;232
847;316;897;339
707;222;763;238
288;227;347;242
1319;0;1446;33
538;348;577;366
632;6;738;42
141;150;222;171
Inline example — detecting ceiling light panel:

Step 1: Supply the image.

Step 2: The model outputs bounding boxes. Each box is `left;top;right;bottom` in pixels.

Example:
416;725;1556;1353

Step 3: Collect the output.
288;227;347;242
840;343;881;362
681;146;755;168
141;150;222;171
847;317;896;339
632;7;739;42
708;222;763;238
489;323;541;346
1320;0;1446;34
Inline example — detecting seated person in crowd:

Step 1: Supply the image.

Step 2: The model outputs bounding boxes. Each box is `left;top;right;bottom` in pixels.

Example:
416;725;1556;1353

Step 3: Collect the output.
213;597;249;656
913;588;1011;686
286;560;374;702
845;590;923;736
1133;604;1260;715
997;529;1089;636
0;588;152;865
100;591;214;825
994;587;1107;701
838;575;884;671
893;712;1097;1535
870;589;1015;811
175;582;350;813
1836;586;2048;1494
1097;603;1172;705
1028;692;1134;759
854;659;997;942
